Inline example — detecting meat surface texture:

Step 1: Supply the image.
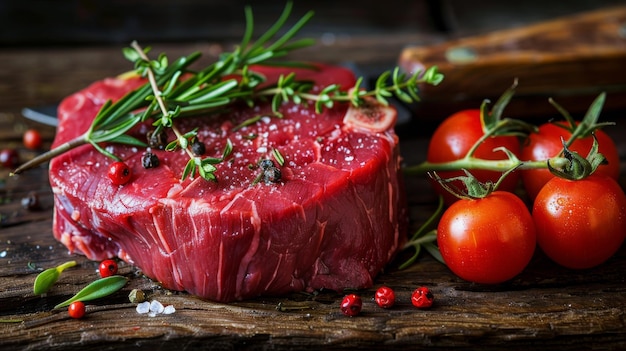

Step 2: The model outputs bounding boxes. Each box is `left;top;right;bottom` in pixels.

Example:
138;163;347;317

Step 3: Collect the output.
49;64;406;302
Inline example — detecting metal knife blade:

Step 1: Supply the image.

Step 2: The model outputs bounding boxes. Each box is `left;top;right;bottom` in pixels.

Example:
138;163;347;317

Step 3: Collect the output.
21;105;58;127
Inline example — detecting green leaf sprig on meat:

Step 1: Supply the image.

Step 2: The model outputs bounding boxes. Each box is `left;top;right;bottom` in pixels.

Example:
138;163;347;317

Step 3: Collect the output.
11;1;443;181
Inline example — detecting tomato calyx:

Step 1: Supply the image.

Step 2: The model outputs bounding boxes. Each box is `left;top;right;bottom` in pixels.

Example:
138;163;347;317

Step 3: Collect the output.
547;135;607;181
429;165;518;201
479;80;536;138
548;93;614;141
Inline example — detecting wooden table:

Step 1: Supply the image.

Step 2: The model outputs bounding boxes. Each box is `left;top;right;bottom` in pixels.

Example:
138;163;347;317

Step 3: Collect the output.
1;31;626;350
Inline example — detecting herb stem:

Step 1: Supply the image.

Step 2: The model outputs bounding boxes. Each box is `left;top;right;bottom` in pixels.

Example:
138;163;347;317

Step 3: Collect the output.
131;41;169;115
130;41;196;161
11;136;87;176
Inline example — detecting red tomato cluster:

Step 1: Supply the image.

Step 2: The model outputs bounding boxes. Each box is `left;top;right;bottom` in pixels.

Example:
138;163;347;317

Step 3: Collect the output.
426;106;625;283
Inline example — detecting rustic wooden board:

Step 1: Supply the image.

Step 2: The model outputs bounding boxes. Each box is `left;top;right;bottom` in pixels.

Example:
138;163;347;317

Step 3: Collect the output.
1;25;626;350
399;6;626;120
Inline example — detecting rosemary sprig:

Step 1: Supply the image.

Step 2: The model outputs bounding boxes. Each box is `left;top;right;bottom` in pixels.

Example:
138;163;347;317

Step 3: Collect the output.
11;2;443;182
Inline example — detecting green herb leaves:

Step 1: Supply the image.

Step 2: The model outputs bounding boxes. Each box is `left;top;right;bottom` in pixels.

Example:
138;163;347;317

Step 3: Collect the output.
11;1;443;183
33;261;129;315
54;275;128;309
33;261;77;295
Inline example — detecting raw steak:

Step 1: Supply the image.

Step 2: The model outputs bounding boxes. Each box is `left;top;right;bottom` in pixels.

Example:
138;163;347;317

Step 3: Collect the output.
49;64;407;302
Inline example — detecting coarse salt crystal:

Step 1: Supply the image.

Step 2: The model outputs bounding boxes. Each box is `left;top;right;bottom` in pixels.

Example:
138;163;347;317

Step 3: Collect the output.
163;305;176;314
137;299;175;316
150;300;165;314
136;301;150;314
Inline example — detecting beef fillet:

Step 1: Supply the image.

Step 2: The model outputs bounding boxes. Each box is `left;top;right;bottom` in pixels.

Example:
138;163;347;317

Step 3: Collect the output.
49;64;406;302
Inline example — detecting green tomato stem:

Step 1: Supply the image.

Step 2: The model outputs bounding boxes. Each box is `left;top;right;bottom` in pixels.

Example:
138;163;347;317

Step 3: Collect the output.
404;156;569;176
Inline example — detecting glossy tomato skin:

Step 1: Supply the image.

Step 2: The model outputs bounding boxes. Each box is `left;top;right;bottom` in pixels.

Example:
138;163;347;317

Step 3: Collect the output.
532;175;626;269
437;191;536;284
521;123;619;200
427;110;521;205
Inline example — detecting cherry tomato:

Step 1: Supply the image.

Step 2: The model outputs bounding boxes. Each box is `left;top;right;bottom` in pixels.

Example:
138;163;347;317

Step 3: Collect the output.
340;294;362;317
107;161;132;185
520;122;619;200
374;286;395;309
68;301;86;319
0;148;19;168
411;286;434;309
23;129;43;150
426;110;521;205
532;174;626;269
98;259;119;278
437;191;536;284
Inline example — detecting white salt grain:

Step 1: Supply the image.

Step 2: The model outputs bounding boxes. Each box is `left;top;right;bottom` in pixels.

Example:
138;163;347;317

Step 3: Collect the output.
149;300;165;314
136;301;150;314
137;299;175;316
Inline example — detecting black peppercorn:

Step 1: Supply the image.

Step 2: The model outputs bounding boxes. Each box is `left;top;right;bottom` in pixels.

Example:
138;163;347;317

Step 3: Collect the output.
191;139;206;156
259;159;275;170
263;166;281;183
142;152;160;169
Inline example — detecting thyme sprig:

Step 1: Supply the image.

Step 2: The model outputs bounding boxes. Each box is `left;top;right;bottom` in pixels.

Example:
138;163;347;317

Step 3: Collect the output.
11;2;443;181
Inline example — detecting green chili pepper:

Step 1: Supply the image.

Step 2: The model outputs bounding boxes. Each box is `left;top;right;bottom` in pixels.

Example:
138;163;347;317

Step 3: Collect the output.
33;261;77;295
54;275;129;309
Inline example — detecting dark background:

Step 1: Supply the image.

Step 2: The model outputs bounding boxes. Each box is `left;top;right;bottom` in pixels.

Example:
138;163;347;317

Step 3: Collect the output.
1;0;624;47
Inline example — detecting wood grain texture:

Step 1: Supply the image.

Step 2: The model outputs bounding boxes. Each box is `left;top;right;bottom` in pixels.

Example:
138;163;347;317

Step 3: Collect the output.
399;5;626;120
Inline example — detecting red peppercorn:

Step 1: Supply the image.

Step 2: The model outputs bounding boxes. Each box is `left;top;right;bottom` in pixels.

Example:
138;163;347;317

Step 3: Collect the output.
98;259;118;278
340;294;362;317
107;161;132;185
0;148;19;168
23;129;43;150
411;286;434;309
68;301;86;319
374;286;396;309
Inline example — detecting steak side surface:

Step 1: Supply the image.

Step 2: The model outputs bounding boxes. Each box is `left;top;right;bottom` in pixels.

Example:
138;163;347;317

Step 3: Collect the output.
49;64;407;302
